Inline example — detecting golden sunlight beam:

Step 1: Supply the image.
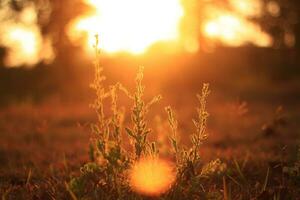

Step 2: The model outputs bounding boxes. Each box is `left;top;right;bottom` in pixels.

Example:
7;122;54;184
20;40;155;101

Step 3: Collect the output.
130;157;175;196
67;0;183;54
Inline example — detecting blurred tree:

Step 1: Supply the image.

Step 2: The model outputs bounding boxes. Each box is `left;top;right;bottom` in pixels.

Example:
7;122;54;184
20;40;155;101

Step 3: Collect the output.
1;0;299;63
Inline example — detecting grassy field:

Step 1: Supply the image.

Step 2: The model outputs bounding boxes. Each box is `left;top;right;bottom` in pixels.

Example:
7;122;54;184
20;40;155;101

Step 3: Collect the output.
0;49;300;199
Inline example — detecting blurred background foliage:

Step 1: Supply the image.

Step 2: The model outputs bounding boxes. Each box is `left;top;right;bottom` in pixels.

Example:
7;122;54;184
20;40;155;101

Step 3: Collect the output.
0;0;299;105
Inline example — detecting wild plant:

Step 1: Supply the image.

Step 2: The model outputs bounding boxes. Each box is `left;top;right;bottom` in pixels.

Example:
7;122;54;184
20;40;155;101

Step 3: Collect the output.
68;35;222;199
69;36;130;199
165;106;179;158
166;84;211;177
165;84;227;199
121;66;162;159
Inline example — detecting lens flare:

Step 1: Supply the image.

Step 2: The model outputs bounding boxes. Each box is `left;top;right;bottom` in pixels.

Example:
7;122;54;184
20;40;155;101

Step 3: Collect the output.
130;157;175;196
67;0;183;54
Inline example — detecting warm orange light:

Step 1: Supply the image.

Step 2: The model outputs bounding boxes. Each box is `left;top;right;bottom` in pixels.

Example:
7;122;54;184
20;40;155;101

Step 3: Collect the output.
201;0;273;48
203;14;272;47
0;3;54;67
266;1;280;17
205;22;219;37
229;0;262;17
2;25;54;67
68;0;183;54
284;32;295;47
9;27;37;56
130;157;175;196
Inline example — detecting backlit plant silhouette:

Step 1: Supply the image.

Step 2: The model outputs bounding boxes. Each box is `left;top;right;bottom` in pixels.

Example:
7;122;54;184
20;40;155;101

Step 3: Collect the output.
68;35;225;200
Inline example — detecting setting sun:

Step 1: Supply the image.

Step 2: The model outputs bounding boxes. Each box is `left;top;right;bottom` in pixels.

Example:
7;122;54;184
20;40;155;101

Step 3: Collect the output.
68;0;183;54
1;0;300;199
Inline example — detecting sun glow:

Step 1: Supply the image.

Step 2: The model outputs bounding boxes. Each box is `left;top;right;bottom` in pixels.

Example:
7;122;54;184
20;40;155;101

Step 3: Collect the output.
202;0;273;48
203;14;272;47
130;157;175;196
0;2;54;67
229;0;263;17
68;0;183;54
1;25;54;67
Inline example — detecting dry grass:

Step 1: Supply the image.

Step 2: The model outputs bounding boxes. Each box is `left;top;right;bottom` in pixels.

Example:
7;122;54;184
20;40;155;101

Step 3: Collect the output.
0;91;299;199
0;38;300;199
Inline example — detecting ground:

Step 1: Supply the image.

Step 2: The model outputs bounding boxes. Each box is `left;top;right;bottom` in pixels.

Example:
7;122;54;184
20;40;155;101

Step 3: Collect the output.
0;49;300;199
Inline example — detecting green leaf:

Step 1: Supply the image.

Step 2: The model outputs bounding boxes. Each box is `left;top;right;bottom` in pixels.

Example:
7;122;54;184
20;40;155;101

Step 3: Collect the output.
89;144;95;162
125;127;136;139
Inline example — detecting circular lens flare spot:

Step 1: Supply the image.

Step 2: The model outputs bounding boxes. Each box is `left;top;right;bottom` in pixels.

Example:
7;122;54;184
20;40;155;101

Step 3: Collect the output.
130;157;175;196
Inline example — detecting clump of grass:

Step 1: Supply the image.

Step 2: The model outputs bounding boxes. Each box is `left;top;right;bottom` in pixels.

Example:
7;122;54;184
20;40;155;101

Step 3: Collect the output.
68;35;223;199
261;106;287;136
283;144;300;181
